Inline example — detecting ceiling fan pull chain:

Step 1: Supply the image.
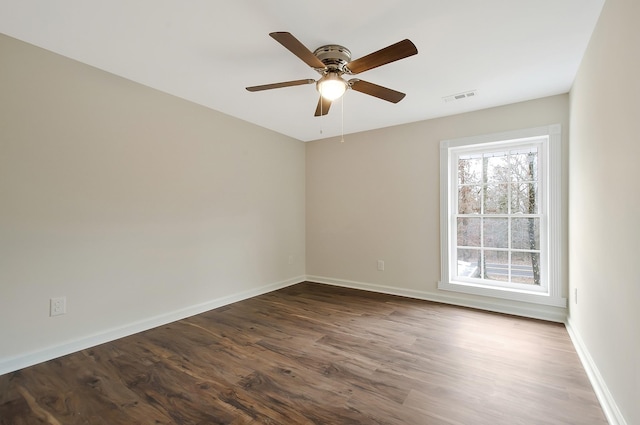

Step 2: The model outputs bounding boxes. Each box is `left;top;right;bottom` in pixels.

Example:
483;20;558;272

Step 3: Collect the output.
320;97;324;135
340;95;345;143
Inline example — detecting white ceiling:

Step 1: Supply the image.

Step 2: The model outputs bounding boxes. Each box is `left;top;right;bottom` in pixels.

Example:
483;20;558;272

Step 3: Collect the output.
0;0;605;142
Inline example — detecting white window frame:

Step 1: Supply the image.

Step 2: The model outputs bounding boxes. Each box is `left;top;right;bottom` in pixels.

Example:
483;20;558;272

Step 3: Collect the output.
439;124;566;307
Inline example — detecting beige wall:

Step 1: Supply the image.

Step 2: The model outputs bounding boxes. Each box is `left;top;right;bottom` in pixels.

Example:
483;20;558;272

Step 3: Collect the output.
569;0;640;423
0;34;306;370
306;94;569;320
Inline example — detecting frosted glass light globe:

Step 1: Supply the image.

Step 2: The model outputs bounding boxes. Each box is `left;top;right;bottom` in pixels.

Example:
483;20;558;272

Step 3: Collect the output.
317;73;347;101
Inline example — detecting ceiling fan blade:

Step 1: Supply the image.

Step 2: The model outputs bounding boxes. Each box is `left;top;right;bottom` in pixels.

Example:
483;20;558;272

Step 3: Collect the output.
314;96;332;116
246;79;315;92
349;79;406;103
270;32;326;69
346;39;417;74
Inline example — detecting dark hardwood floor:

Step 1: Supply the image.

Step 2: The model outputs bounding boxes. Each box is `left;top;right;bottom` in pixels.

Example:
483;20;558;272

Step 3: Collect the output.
0;282;607;424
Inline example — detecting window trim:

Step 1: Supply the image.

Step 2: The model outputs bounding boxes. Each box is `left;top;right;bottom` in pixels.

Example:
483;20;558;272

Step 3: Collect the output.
439;124;566;308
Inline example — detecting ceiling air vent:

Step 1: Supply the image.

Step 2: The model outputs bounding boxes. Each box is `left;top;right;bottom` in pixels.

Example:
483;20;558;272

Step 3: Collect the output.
443;90;477;103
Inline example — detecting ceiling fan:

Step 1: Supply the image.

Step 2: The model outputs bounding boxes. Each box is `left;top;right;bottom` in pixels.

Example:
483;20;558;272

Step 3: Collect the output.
246;32;418;116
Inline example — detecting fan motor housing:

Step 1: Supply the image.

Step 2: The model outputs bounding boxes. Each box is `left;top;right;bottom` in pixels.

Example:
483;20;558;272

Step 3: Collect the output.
313;45;352;73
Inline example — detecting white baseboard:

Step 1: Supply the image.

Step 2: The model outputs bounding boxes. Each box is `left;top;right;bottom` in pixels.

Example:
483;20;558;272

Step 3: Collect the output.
306;275;567;323
565;318;627;425
0;276;305;376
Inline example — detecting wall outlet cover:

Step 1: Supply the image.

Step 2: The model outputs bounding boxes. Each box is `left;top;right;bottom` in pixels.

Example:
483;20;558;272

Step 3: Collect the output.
50;297;66;316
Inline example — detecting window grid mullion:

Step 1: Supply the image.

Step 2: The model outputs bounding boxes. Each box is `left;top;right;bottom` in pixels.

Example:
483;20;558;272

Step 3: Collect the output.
507;151;512;283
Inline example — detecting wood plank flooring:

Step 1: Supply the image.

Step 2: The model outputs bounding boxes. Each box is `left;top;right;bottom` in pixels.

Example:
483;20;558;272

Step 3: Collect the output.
0;282;607;424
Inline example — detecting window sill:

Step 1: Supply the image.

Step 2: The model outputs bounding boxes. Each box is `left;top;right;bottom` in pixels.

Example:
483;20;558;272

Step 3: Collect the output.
438;280;567;308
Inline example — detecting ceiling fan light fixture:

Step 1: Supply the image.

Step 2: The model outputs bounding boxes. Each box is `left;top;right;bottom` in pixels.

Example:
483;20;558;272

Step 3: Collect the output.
246;32;417;116
317;73;347;101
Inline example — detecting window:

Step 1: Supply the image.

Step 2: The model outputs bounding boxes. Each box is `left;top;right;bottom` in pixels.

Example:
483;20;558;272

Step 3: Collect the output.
439;125;565;307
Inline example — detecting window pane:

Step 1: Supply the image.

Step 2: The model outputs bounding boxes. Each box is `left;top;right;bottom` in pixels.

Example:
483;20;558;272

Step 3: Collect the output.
457;249;480;277
511;252;541;285
483;218;508;248
458;156;482;185
484;184;509;214
511;183;539;214
457;217;481;247
512;218;540;250
458;185;481;214
484;250;509;282
485;153;509;183
510;148;538;182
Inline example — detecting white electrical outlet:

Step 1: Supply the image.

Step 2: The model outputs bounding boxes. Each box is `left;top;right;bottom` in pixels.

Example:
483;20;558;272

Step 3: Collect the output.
50;296;66;316
377;260;385;271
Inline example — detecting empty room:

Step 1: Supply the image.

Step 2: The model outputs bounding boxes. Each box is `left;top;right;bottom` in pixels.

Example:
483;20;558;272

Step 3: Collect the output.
0;1;637;424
